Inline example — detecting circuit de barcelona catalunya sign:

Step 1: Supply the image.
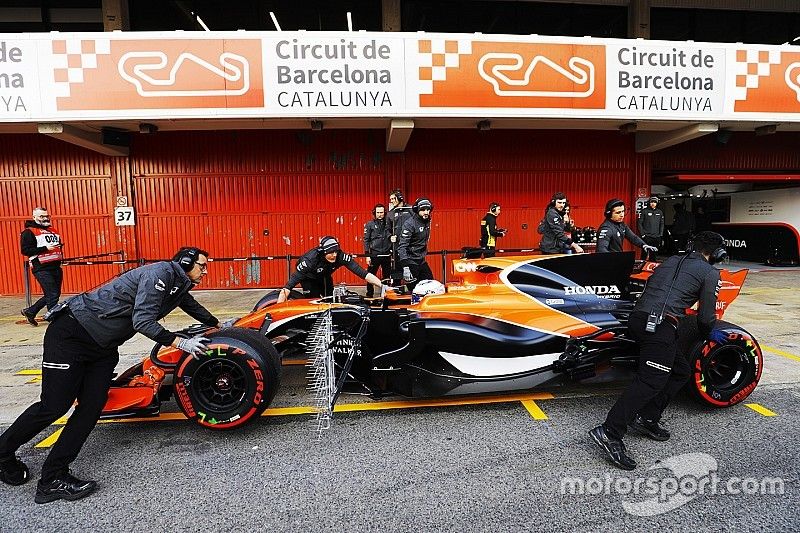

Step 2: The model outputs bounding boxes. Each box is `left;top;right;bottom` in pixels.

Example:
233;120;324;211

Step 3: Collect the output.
2;31;800;122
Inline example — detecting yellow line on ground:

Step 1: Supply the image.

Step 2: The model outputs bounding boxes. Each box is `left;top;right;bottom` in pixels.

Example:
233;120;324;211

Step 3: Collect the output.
15;369;41;375
745;403;777;417
520;399;549;420
35;428;64;448
73;392;557;426
31;392;558;447
281;360;307;366
763;345;800;363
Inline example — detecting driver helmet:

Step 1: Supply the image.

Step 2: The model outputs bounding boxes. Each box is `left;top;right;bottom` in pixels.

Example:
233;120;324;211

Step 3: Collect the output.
411;279;446;304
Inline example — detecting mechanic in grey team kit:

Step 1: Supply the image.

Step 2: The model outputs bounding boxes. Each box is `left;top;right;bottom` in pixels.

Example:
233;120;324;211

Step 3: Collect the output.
397;197;434;291
0;247;225;504
589;231;728;470
277;236;386;303
596;198;658;256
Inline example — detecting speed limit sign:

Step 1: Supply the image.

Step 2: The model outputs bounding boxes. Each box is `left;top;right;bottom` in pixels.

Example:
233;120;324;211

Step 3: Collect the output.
114;206;135;226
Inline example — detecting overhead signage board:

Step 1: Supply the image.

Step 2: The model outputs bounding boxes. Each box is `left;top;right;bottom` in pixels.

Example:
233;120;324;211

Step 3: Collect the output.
2;31;800;123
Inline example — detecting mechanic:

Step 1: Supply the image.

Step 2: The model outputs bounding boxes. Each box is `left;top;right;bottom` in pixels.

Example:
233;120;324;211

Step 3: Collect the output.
539;192;584;255
20;207;64;326
397;198;434;291
0;247;226;503
589;231;727;470
638;196;664;261
387;189;413;274
277;236;386;303
363;203;392;297
479;202;507;258
596;198;658;256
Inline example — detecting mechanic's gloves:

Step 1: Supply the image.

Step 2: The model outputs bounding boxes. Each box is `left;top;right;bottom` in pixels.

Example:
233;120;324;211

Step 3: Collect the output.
380;284;392;297
643;244;658;253
403;266;413;282
219;318;237;329
708;329;728;344
177;336;211;359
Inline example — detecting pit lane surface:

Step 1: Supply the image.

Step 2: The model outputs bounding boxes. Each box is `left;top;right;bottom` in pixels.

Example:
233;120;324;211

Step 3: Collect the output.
0;265;798;531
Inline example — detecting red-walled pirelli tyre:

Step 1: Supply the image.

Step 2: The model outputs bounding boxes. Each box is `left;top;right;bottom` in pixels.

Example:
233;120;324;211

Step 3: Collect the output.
679;318;763;407
174;328;281;429
252;289;304;311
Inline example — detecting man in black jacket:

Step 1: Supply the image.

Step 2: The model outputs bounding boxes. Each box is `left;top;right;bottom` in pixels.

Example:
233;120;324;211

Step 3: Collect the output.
597;198;658;255
363;204;392;297
539;193;584;255
20;207;64;326
387;189;413;273
398;198;434;291
0;247;223;503
479;202;507;257
589;232;727;470
638;196;664;261
277;236;386;303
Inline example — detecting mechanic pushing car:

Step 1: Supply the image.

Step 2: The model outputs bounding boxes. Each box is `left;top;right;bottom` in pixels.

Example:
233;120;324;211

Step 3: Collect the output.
0;247;226;503
596;198;658;256
397;198;434;291
276;236;386;303
589;231;728;470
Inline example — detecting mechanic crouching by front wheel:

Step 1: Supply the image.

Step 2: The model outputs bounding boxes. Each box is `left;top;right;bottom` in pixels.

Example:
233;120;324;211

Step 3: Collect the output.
589;231;728;470
276;236;386;303
0;247;225;503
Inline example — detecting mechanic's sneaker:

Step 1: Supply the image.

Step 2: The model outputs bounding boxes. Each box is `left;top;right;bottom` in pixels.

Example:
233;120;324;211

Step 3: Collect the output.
35;473;96;504
21;308;38;326
0;455;30;486
589;425;637;471
629;415;670;441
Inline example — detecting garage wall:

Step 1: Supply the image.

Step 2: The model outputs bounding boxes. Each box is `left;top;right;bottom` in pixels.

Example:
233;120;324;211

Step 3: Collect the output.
652;132;800;172
1;129;644;295
0;135;131;296
405;130;641;260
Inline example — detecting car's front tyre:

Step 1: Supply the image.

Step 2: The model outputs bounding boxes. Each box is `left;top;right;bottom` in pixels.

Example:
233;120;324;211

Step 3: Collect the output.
174;328;281;429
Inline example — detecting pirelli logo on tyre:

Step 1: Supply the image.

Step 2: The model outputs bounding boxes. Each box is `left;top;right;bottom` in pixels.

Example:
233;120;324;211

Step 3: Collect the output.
416;39;606;109
51;38;263;111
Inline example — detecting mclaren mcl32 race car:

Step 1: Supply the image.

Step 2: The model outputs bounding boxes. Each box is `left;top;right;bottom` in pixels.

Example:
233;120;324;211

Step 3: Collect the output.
98;252;762;430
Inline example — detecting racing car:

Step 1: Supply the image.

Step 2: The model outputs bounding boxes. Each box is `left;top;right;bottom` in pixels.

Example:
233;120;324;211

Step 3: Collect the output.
97;251;762;430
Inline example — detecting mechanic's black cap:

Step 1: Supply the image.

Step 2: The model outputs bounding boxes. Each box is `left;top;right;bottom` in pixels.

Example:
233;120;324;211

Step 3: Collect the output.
320;236;340;254
413;197;433;213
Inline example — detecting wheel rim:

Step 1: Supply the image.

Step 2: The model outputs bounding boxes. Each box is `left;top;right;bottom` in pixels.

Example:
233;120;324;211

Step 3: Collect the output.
191;359;247;412
704;345;749;393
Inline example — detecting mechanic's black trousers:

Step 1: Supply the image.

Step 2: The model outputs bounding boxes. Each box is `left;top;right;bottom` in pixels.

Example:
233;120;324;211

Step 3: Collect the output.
0;312;118;482
366;255;392;296
604;312;691;439
28;268;63;315
407;261;434;292
300;275;334;298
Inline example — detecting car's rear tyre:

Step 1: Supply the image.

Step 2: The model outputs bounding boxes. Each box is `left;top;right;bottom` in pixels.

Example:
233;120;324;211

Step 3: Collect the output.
679;317;763;407
174;328;281;429
252;289;304;311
